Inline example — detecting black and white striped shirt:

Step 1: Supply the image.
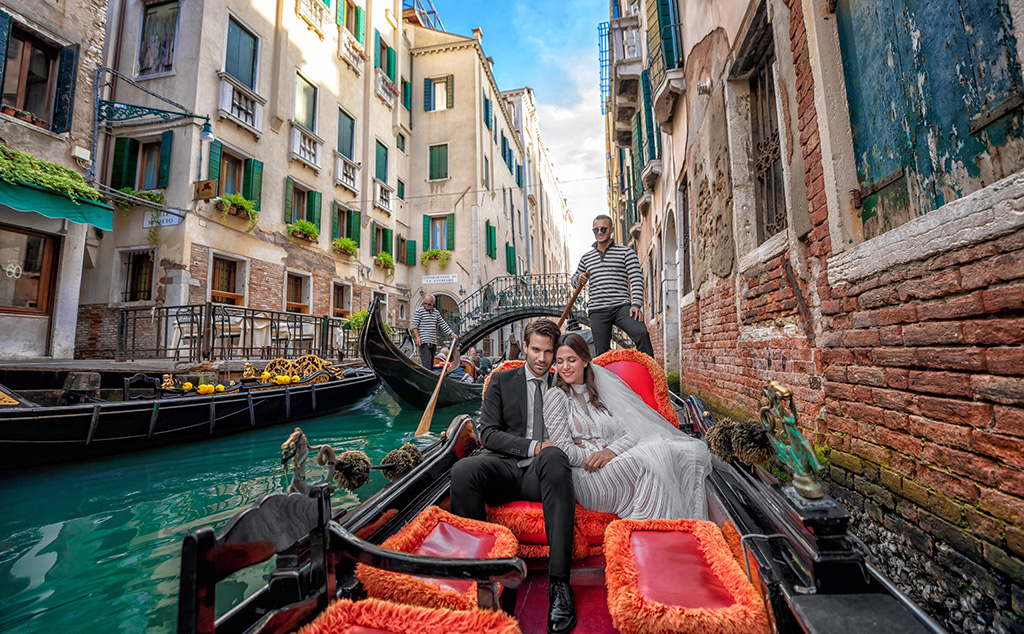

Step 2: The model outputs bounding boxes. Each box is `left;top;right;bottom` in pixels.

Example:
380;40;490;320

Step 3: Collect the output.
411;306;455;345
571;241;644;311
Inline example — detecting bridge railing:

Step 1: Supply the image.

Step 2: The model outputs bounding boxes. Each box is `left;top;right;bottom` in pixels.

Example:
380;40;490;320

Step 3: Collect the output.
449;274;588;336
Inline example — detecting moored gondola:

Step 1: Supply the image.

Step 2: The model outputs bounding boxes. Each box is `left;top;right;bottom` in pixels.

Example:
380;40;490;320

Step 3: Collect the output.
0;362;380;470
178;368;948;634
359;298;482;410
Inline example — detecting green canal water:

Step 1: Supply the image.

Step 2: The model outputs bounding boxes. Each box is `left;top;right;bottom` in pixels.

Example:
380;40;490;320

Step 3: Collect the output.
0;390;480;633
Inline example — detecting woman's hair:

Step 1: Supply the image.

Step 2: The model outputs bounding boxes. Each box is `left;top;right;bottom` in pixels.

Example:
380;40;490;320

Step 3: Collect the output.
554;332;608;413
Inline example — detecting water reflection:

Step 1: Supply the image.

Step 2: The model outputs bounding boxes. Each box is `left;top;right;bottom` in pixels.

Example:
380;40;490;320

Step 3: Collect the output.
0;392;479;633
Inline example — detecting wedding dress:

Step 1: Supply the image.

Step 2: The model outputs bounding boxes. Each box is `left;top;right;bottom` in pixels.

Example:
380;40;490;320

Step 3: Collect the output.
542;364;710;520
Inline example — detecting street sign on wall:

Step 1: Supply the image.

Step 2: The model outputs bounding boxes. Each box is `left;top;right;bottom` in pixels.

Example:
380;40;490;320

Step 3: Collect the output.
422;274;458;284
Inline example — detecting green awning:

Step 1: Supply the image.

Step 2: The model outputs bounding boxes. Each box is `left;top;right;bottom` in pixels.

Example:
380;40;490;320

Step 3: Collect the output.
0;180;113;230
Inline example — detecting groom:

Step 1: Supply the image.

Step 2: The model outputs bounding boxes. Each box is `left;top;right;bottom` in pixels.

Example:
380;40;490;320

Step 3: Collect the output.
451;319;576;634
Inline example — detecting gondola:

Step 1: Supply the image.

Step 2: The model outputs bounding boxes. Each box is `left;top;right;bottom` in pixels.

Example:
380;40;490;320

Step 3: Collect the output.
359;298;482;410
0;367;380;470
177;369;947;634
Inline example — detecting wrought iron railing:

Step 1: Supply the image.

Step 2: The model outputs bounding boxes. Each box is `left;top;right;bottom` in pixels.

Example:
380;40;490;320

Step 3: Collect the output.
117;303;355;362
448;274;588;337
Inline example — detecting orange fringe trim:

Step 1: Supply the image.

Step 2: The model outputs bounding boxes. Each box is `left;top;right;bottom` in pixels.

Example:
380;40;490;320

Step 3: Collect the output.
594;349;679;427
481;361;525;397
357;506;518;611
294;597;523;634
486;503;614;559
603;519;770;634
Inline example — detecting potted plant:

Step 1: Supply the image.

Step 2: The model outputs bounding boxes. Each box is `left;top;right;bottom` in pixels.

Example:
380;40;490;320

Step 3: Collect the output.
332;236;357;256
1;104;16;117
287;219;320;242
115;187;166;213
31;115;47;128
374;251;396;279
215;193;259;229
420;248;451;272
13;109;33;123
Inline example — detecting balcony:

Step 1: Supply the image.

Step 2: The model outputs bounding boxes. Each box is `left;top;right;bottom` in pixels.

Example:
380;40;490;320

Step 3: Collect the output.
610;14;642;124
338;29;366;75
636;191;652;217
289;121;323;172
650;23;686;129
375;69;399;109
374;178;394;213
641;157;663;192
217;72;266;139
296;0;329;37
334;151;359;193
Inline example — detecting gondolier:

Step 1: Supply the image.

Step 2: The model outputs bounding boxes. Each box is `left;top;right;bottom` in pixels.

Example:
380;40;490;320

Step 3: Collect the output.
411;295;456;368
571;214;654;357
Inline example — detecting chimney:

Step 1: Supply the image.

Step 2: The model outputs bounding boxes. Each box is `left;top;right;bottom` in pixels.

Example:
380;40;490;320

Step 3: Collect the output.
472;27;483;43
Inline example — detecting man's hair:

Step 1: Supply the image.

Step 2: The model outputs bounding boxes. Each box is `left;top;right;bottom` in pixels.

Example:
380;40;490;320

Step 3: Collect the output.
523;319;561;348
593;214;613;224
423;294;435;302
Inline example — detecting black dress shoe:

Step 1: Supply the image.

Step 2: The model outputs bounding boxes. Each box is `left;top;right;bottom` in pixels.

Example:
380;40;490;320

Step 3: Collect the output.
548;579;577;634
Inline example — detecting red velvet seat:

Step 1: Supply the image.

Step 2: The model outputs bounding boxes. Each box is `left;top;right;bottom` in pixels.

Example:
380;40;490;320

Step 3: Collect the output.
294;597;522;634
356;506;518;611
604;518;769;634
480;351;678;560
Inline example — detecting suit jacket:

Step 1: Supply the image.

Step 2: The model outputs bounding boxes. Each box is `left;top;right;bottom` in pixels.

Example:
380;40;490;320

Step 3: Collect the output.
478;365;554;460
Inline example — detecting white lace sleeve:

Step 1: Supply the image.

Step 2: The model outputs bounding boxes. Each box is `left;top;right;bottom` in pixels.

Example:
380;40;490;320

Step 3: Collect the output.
543;388;587;467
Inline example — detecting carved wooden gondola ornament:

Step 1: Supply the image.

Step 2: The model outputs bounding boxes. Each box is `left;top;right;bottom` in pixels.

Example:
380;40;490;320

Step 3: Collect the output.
758;379;824;499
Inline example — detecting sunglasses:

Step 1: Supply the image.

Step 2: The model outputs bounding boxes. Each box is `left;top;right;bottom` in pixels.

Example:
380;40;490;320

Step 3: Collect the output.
592;227;610;235
424;302;434;306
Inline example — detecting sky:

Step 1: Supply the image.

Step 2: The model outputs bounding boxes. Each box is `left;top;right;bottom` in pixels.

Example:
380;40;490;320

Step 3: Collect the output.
428;0;608;267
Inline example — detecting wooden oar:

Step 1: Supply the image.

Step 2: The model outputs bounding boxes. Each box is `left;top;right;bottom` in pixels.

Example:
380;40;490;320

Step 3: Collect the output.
415;339;458;437
556;279;586;328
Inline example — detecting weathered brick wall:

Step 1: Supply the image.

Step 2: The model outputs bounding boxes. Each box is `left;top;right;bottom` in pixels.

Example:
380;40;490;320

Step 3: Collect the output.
75;304;119;359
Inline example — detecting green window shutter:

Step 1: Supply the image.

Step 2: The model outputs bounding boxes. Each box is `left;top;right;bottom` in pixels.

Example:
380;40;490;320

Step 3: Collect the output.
157;130;173;189
111;137;140;190
51;43;79;134
384;228;394;254
332;202;341;239
0;11;11;100
208;140;223;186
423;215;430;246
402;80;411;109
375;141;388;182
338;109;354;158
397;179;404;199
386;46;396;82
370;220;378;256
446;212;455;250
446;74;454;109
423;78;433;111
429;145;448;180
349;209;361;245
406;239;416;265
242;159;263;210
355;6;365;44
336;0;344;26
284;176;294;223
484;96;492;128
374;30;381;68
308;190;322;232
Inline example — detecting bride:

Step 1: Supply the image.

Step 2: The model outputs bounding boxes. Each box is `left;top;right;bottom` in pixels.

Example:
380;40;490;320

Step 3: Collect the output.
542;332;711;520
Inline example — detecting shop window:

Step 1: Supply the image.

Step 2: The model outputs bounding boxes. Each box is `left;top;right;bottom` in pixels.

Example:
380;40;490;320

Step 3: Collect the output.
138;2;178;76
0;226;54;314
332;282;350;317
211;256;243;305
286;272;310;313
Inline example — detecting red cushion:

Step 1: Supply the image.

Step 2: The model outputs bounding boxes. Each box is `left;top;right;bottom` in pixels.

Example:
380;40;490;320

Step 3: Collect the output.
603;361;660;415
630;531;735;610
411;521;498;595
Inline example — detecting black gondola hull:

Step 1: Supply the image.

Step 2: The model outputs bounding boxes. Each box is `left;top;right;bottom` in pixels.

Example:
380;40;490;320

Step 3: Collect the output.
359;299;481;410
0;374;380;470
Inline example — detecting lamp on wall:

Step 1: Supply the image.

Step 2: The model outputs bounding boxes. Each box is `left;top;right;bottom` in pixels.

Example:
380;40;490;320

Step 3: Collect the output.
459;285;466;296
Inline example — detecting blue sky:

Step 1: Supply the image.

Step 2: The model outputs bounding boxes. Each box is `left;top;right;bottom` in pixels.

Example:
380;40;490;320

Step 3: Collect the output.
428;0;609;265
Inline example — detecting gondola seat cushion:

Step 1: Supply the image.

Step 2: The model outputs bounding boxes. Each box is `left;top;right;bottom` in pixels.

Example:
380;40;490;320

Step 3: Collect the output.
594;349;678;427
356;506;518;611
604;518;769;634
294;597;523;634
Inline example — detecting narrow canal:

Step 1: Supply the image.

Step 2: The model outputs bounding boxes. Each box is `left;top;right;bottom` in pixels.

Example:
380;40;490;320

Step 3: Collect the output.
0;391;480;633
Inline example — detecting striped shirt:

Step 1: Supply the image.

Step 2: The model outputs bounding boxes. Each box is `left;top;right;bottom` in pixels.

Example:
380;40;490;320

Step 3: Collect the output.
571;241;644;311
411;306;455;345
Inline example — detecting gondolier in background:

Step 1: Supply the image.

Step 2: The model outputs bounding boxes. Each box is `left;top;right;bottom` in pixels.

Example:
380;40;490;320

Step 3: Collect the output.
412;295;456;368
571;215;655;357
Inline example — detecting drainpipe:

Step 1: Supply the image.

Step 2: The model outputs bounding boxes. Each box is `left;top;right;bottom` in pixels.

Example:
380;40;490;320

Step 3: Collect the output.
519;97;531;274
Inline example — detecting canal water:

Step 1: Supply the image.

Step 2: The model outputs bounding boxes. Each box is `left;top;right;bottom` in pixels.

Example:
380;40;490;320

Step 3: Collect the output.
0;390;480;633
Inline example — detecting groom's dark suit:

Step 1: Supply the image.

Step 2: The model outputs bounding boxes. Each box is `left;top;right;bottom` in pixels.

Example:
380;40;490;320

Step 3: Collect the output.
450;365;576;579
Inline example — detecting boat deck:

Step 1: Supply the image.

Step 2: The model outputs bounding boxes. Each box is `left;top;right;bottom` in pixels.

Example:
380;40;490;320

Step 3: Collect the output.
515;556;617;634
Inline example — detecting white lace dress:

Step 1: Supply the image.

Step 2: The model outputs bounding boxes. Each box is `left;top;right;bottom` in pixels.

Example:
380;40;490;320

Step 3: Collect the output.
543;384;710;521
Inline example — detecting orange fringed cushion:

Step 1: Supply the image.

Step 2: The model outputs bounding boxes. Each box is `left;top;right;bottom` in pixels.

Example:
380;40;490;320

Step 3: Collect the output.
594;349;679;427
481;361;525;396
604;519;770;634
486;501;614;559
356;507;518;611
294;597;523;634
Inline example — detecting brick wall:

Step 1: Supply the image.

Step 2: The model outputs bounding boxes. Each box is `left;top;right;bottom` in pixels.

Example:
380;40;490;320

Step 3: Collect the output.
75;304;119;359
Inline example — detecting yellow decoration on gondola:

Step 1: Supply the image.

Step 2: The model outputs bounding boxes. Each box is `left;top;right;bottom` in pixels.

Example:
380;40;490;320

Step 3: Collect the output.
291;375;300;383
215;384;225;392
197;384;215;395
261;372;271;382
182;382;194;391
274;375;291;385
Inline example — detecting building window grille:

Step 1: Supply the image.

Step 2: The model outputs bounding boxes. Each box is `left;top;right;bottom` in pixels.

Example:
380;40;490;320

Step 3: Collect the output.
122;250;153;302
751;47;785;244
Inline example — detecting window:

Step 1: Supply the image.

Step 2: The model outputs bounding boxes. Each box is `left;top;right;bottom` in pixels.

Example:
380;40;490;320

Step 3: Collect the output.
397;236;408;261
397;179;405;200
423;214;455;250
424;75;453;111
2;27;56;122
286;273;309;313
368;221;393;257
484;156;490;190
337;108;355;159
225;17;257;90
750;46;784;245
120;250;154;302
342;1;362;40
219;152;244;196
0;226;54;314
138;2;178;75
332;202;360;242
332;283;350;317
428;144;448;180
207;142;263;206
374;30;395;82
505;242;516;275
401;78;411;109
396;132;406;153
211;256;243;305
294;73;317;131
485;220;497;259
284;176;322;228
375;140;388;182
110;131;173;191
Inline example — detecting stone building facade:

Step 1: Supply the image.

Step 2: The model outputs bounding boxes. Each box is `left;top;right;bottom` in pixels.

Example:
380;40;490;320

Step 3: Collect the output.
606;0;1024;631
